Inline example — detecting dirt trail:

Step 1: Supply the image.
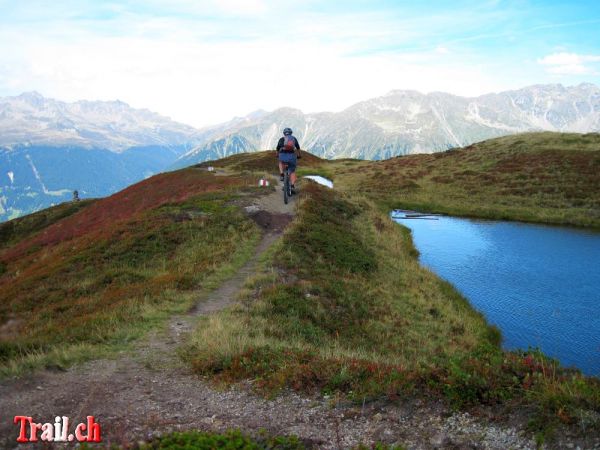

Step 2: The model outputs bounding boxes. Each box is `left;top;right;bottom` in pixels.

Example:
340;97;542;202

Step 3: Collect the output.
0;182;546;449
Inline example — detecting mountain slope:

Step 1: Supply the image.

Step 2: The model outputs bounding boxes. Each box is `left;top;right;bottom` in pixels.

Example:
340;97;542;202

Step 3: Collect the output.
175;83;600;166
0;144;188;221
0;166;261;370
0;92;203;221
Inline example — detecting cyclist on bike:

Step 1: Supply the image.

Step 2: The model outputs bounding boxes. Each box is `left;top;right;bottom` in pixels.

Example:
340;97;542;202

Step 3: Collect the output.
276;127;301;194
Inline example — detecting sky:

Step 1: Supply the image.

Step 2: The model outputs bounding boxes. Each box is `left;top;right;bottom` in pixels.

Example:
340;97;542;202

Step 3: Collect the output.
0;0;599;128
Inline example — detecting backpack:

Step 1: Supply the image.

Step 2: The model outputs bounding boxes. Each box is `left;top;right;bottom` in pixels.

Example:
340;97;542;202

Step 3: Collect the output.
283;135;296;152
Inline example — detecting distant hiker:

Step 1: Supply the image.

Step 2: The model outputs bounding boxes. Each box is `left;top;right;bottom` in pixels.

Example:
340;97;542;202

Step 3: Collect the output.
276;128;301;194
72;190;80;202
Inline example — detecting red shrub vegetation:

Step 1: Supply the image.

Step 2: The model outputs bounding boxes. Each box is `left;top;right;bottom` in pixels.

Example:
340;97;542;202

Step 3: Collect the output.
1;169;246;261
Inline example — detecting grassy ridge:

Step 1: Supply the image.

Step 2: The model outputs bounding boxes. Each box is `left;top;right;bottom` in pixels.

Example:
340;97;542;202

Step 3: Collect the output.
0;168;262;375
197;150;324;173
185;182;600;434
332;132;600;227
3;169;250;261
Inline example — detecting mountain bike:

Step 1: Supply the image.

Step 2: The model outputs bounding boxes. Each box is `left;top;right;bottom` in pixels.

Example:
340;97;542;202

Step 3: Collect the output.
282;162;292;204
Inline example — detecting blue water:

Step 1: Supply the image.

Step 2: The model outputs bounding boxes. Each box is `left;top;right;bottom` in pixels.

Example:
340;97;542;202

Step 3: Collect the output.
392;215;600;376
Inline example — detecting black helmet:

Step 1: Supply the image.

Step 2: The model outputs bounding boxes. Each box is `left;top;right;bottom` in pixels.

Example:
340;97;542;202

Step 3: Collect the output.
283;127;292;135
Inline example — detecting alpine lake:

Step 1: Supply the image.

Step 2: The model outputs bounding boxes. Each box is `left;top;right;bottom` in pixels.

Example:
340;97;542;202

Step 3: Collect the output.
392;212;600;376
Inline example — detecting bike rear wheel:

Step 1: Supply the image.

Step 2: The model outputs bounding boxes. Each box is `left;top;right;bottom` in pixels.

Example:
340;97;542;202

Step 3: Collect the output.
283;170;290;204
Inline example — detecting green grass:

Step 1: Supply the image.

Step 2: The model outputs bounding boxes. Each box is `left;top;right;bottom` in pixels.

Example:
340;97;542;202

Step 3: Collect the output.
201;133;600;228
82;429;406;449
193;132;600;228
0;170;262;376
135;430;305;450
295;166;335;181
183;182;600;435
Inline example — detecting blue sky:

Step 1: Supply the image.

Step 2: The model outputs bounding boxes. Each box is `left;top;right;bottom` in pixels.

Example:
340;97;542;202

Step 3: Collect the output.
0;0;599;127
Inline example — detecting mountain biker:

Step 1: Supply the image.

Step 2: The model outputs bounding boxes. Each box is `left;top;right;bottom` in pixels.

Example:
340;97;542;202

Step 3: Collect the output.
276;127;301;194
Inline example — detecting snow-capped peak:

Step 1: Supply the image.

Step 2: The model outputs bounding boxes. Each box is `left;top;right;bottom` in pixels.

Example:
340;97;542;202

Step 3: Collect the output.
0;92;201;152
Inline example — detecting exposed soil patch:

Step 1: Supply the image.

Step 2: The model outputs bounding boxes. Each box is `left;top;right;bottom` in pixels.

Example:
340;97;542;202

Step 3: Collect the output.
249;210;293;232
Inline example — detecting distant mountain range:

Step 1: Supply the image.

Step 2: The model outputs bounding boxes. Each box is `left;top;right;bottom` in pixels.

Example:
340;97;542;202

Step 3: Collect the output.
0;91;201;151
174;83;600;166
1;83;599;221
0;92;203;221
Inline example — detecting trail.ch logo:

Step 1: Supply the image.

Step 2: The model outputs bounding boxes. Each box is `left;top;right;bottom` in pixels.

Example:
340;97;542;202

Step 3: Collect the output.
13;416;101;443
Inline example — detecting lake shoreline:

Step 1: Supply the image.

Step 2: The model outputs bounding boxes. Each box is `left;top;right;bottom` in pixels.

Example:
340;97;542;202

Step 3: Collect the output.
392;212;600;377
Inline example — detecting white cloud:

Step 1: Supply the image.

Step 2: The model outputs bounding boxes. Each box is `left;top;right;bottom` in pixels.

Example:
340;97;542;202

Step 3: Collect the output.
538;52;600;75
144;0;270;16
0;30;502;127
0;12;506;127
546;64;588;75
215;0;268;15
1;4;586;128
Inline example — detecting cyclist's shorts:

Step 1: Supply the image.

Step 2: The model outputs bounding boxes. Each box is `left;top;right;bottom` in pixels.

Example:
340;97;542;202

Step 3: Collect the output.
278;152;297;173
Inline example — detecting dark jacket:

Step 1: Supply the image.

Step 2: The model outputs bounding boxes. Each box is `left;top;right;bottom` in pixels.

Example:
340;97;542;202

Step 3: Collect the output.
276;135;301;153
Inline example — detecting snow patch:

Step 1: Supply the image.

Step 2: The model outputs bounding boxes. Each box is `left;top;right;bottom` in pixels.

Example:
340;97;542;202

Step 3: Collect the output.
430;105;462;147
465;102;522;131
303;175;333;189
25;154;48;193
25;154;71;196
260;123;279;150
406;102;422;120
